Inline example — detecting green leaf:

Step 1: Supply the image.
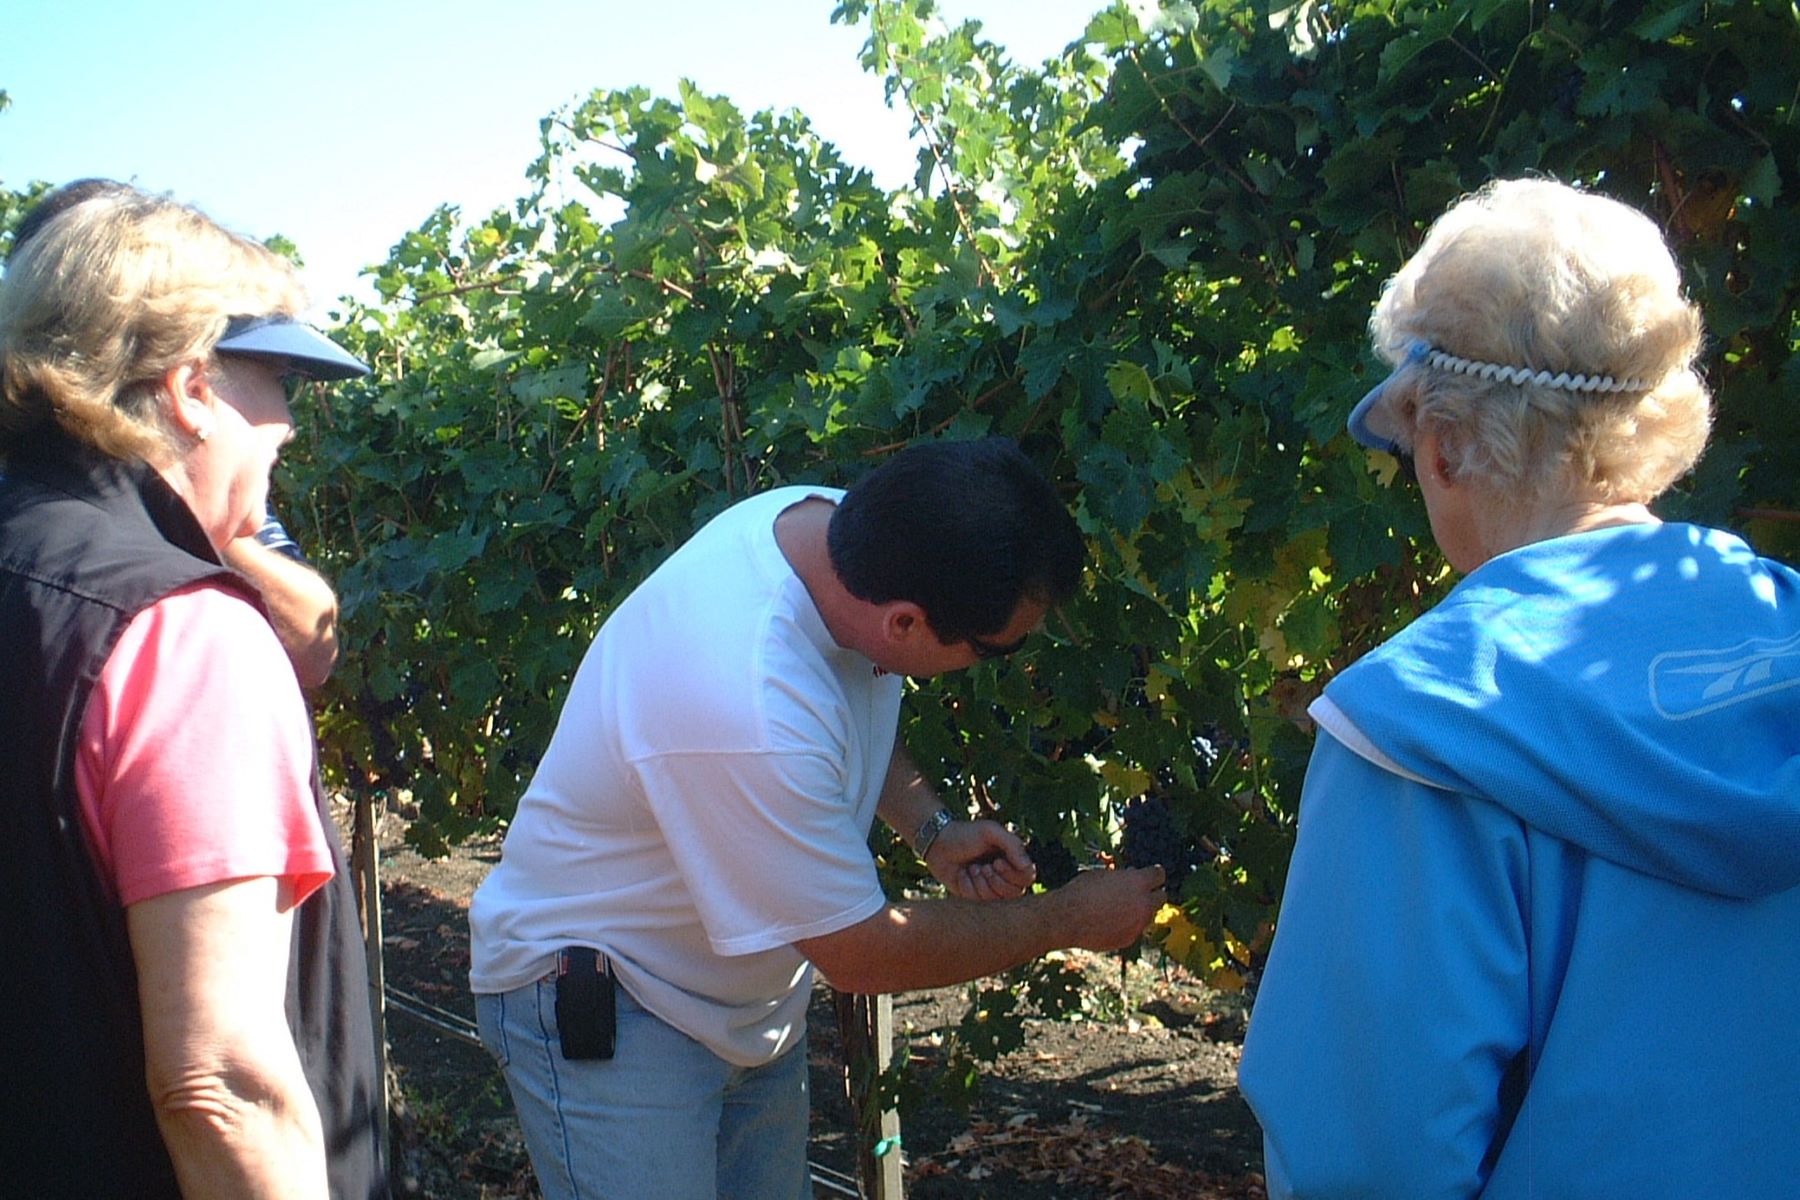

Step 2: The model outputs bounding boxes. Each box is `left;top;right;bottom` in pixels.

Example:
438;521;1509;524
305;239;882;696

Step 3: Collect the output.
1577;55;1669;118
992;295;1031;336
1742;153;1781;206
1018;337;1075;401
1321;482;1406;579
1075;442;1153;535
1375;6;1461;86
1105;360;1157;407
425;525;490;573
1468;0;1514;31
582;288;650;339
943;409;996;442
471;348;518;372
1628;0;1704;42
1145;234;1193;269
1198;45;1237;93
1377;21;1444;85
512;364;589;404
1083;7;1141;53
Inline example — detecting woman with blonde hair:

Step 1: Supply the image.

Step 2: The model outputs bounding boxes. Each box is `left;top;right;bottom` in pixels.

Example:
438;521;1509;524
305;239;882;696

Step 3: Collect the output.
1239;178;1799;1197
0;183;387;1198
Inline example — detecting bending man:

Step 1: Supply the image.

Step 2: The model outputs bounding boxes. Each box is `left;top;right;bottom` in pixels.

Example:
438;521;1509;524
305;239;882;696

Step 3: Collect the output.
470;436;1165;1200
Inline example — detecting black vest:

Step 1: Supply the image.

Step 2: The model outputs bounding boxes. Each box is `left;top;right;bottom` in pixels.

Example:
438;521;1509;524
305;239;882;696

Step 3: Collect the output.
0;435;387;1199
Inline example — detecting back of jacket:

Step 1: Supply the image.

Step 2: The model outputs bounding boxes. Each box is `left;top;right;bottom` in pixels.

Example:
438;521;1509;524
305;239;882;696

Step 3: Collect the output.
1242;523;1800;1198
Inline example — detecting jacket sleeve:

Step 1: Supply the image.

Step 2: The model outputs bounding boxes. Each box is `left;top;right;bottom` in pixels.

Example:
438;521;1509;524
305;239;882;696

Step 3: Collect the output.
1238;732;1531;1200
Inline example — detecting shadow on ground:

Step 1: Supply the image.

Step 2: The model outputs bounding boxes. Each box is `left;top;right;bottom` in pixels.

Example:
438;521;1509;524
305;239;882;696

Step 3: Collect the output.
377;833;1263;1199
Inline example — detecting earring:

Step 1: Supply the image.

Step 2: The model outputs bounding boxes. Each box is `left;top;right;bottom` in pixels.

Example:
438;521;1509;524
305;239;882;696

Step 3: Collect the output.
194;425;211;442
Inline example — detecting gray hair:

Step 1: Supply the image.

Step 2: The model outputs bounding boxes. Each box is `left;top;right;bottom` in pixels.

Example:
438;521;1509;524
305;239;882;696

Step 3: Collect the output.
1365;178;1710;504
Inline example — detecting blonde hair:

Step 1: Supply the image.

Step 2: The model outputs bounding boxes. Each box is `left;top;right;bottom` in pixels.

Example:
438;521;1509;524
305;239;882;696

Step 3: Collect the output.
1366;178;1710;504
0;185;306;463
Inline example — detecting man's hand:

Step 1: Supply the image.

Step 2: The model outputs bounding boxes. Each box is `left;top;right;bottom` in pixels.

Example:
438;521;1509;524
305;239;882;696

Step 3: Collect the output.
1055;866;1167;952
925;819;1036;900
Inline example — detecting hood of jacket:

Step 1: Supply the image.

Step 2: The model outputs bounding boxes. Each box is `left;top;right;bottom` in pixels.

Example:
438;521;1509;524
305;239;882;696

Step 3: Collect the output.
1313;522;1800;900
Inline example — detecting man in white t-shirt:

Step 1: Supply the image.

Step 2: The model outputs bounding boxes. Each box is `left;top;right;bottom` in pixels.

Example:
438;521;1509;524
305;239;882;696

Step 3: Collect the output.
469;437;1166;1200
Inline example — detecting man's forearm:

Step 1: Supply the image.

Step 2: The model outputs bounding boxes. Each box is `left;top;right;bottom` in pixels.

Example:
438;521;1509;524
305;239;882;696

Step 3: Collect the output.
875;749;950;853
220;537;339;688
796;866;1162;995
798;891;1073;995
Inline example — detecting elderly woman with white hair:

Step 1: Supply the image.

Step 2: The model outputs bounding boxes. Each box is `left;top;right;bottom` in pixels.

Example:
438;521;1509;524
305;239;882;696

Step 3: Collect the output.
1238;179;1800;1198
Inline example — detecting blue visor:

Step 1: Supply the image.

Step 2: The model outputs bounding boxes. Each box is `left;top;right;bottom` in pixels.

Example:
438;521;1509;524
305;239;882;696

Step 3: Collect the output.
216;315;370;381
1347;340;1431;453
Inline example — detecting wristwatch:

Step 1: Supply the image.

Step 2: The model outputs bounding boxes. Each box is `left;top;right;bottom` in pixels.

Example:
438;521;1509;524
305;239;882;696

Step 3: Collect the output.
912;809;953;860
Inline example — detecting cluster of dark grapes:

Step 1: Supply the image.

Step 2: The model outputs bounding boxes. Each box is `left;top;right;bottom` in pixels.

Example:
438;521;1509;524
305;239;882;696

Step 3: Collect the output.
1119;796;1195;893
1027;837;1080;890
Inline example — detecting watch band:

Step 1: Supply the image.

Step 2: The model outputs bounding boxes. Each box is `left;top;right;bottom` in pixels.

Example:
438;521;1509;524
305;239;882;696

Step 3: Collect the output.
912;808;953;860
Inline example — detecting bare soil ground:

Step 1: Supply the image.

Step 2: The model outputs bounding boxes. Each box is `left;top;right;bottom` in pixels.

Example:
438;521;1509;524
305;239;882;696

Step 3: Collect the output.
367;809;1267;1199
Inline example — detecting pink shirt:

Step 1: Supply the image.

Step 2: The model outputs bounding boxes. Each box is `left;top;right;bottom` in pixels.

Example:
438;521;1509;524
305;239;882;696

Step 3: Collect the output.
75;583;334;908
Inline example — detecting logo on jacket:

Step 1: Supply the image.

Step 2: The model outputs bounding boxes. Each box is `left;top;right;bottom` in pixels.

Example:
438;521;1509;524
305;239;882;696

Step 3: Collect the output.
1649;631;1800;720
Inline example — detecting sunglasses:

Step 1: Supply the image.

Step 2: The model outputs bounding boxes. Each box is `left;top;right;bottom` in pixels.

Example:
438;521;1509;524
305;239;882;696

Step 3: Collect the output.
218;352;316;403
967;631;1031;661
1395;449;1418;485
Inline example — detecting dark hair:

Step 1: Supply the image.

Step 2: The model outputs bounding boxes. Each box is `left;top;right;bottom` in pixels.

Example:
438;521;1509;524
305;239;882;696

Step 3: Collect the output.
827;437;1084;644
6;178;130;263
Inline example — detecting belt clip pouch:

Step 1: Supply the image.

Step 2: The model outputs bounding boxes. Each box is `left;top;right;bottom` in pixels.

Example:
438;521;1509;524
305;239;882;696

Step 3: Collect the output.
555;946;616;1060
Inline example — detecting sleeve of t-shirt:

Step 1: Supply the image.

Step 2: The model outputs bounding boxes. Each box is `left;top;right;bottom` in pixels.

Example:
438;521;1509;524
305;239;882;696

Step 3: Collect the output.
75;582;335;909
634;746;888;957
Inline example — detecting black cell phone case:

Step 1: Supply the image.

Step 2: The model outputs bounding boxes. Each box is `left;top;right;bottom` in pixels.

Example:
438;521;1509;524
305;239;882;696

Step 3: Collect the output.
555;947;617;1060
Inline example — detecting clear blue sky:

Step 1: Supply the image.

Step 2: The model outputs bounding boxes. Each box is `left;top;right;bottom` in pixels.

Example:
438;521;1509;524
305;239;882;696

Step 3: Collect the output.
1;0;1108;316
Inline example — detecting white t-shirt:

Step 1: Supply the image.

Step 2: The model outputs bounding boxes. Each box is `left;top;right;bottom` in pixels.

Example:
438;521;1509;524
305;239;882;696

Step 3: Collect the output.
468;487;901;1066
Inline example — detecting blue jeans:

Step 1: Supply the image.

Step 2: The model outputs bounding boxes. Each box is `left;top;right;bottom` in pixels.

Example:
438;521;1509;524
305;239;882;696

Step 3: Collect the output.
476;977;812;1200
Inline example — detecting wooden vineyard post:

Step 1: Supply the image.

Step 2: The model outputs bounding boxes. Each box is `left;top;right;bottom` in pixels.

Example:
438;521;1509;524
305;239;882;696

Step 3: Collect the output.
871;993;903;1199
350;791;391;1156
834;989;904;1199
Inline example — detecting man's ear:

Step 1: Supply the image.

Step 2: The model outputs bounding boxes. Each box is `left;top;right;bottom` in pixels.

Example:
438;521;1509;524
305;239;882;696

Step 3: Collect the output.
880;601;928;645
159;361;215;441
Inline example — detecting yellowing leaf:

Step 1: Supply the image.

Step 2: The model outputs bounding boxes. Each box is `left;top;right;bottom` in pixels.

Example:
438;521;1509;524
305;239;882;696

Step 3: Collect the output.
1258;623;1292;666
1154;906;1215;966
1096;759;1152;796
1367;450;1402;487
1143;665;1176;704
1208;966;1247;993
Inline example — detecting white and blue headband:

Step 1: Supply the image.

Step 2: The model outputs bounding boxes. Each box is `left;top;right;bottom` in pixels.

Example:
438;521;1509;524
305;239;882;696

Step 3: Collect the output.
1346;339;1650;453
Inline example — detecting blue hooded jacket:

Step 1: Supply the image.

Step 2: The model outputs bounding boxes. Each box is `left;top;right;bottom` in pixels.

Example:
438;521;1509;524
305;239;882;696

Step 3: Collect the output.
1239;523;1800;1198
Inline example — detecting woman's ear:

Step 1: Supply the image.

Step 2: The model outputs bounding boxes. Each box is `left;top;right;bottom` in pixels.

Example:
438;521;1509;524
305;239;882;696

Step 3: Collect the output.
1414;424;1458;489
159;361;216;442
